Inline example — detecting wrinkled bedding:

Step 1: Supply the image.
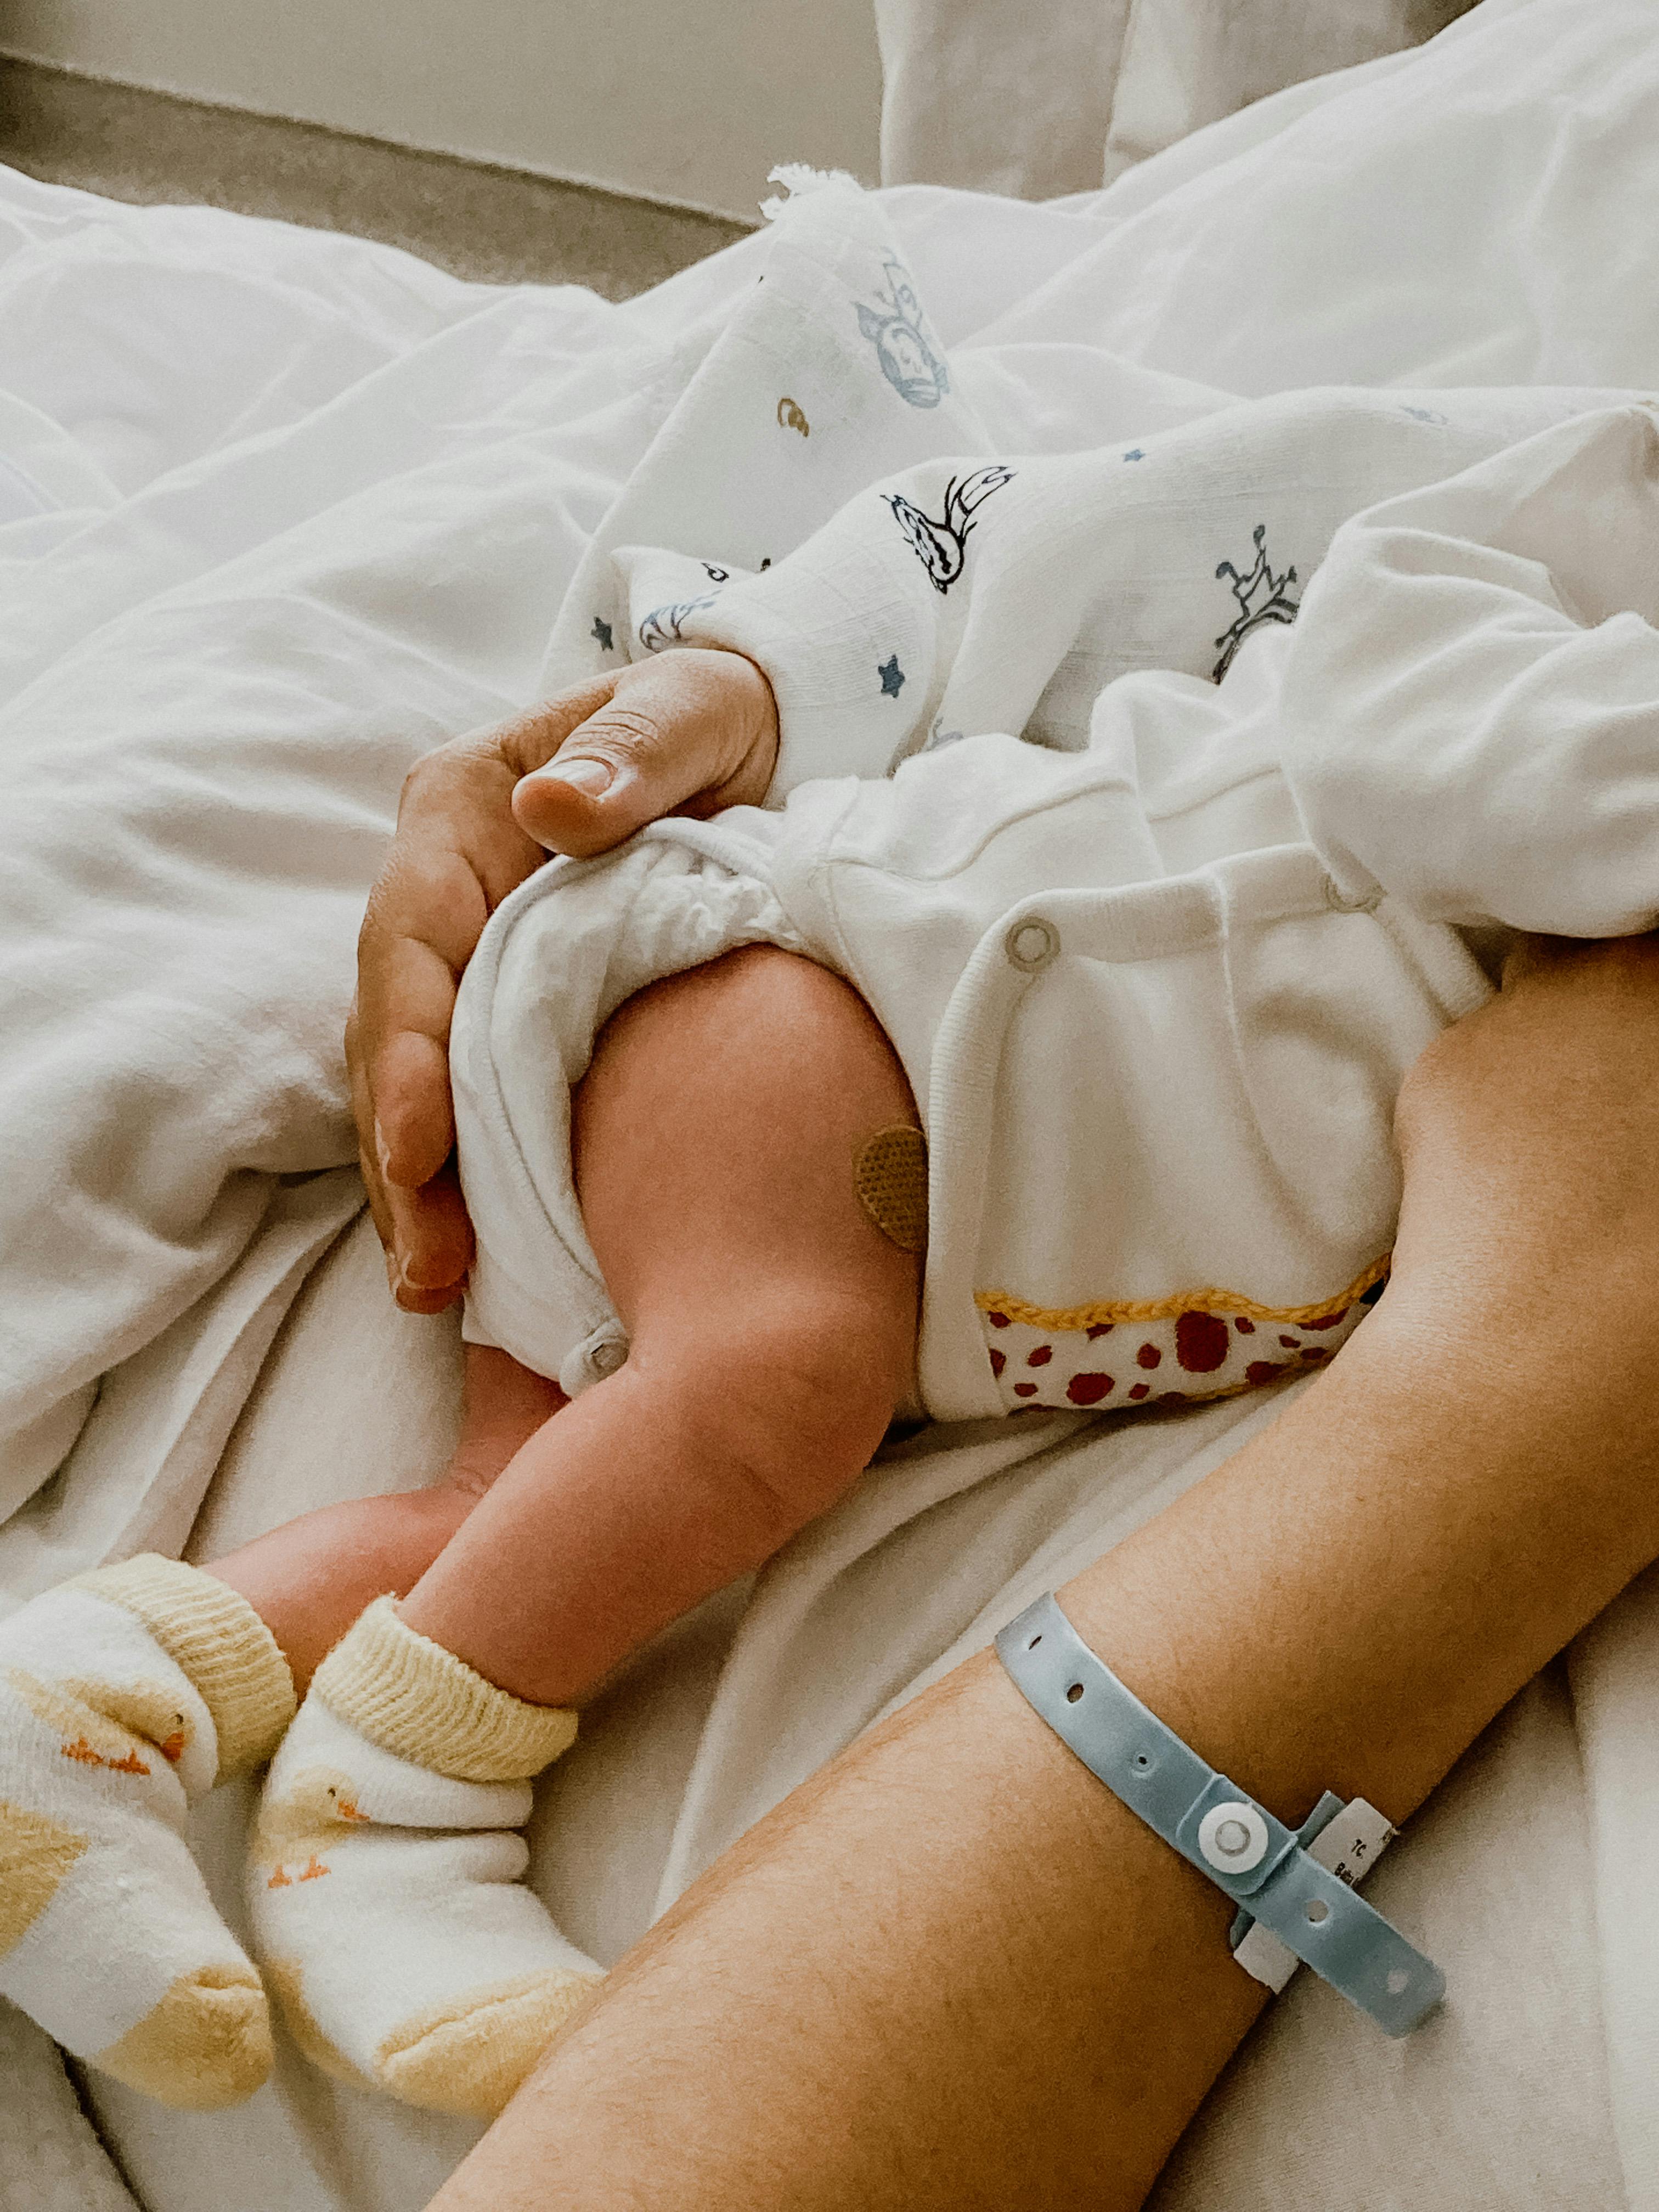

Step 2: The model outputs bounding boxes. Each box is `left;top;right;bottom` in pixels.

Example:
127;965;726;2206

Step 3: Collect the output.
7;0;1659;2204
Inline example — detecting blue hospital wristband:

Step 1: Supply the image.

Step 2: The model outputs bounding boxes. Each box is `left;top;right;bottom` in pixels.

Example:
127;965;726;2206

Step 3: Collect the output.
995;1594;1444;2037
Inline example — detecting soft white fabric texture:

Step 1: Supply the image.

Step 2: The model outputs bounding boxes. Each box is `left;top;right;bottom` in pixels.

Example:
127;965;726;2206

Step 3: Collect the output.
876;0;1138;198
0;2001;140;2212
8;0;1659;2203
1102;0;1477;183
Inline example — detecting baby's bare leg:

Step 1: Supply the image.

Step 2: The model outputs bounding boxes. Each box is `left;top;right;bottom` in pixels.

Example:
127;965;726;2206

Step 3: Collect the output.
217;945;917;1704
397;944;922;1707
212;1348;566;1690
227;946;918;2117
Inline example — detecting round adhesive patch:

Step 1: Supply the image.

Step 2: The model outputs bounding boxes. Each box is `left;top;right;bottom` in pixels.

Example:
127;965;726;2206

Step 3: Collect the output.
853;1125;929;1253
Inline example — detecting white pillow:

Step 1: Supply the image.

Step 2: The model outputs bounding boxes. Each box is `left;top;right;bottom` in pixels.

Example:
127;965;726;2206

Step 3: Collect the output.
875;0;1138;199
1104;0;1478;180
874;0;1476;199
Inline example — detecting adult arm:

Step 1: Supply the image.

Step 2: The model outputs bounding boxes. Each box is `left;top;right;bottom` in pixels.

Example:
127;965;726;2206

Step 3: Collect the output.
349;650;778;1310
427;934;1659;2212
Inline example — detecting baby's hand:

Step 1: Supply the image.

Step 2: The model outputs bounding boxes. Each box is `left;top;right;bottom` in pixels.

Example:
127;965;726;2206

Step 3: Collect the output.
511;646;779;856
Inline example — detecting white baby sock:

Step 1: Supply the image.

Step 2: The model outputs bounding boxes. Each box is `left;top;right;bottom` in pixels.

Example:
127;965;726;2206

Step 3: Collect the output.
247;1598;601;2119
0;1555;296;2108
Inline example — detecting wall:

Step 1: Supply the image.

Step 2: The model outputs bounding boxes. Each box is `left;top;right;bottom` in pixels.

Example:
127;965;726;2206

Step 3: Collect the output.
0;0;884;219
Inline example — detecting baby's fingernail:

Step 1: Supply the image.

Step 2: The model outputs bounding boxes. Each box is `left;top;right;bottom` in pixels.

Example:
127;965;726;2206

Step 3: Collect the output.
537;757;614;797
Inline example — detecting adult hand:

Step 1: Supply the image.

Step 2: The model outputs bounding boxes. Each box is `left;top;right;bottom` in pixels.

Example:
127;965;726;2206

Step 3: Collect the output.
350;648;780;1310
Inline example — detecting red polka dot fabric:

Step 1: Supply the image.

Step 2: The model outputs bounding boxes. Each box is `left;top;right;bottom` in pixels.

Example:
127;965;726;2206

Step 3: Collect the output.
977;1288;1375;1414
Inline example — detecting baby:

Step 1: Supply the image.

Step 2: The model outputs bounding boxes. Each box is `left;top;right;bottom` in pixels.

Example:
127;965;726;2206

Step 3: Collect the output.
4;391;1657;2119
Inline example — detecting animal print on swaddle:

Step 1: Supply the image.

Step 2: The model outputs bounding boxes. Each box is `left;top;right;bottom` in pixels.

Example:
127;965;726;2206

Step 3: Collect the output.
1212;522;1302;680
535;167;1001;700
855;256;951;408
885;467;1015;594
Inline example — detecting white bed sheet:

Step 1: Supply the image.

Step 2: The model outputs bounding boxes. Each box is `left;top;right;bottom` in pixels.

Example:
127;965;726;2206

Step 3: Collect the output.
7;0;1659;2202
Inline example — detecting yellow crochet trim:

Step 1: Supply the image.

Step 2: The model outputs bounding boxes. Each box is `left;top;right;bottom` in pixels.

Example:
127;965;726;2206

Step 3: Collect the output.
313;1599;577;1784
71;1556;296;1779
975;1254;1390;1333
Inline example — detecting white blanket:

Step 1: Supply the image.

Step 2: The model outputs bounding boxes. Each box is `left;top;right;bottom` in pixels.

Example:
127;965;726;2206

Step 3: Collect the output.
7;0;1659;2202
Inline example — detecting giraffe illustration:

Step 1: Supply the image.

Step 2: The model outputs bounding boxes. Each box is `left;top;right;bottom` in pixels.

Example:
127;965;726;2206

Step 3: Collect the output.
1212;523;1301;680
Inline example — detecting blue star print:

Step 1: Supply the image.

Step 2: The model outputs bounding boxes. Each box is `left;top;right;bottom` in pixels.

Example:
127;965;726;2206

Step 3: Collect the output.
879;654;906;697
1122;449;1145;462
591;616;614;651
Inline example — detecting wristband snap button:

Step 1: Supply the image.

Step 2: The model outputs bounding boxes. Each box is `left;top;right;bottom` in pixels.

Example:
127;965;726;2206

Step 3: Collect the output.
1198;1801;1269;1875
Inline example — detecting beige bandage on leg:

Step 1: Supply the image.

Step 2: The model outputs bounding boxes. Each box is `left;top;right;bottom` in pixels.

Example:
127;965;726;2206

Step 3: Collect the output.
853;1124;929;1254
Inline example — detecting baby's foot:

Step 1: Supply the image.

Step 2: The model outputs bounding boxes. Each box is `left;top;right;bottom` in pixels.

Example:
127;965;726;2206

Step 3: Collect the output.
247;1599;600;2118
0;1557;294;2108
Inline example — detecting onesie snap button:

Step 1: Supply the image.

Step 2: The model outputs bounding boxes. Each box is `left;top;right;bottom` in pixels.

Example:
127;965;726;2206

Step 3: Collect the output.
1322;871;1381;915
588;1336;628;1379
1005;916;1059;972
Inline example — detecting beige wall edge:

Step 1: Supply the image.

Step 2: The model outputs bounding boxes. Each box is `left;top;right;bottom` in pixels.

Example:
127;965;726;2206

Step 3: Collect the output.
0;0;883;222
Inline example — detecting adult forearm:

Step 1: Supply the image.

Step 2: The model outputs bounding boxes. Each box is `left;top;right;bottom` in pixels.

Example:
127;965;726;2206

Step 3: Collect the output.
427;1270;1659;2212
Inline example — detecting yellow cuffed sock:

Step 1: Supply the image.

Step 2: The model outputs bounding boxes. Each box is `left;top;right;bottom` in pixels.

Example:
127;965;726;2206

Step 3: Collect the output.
312;1596;576;1783
250;1598;596;2117
69;1554;295;1779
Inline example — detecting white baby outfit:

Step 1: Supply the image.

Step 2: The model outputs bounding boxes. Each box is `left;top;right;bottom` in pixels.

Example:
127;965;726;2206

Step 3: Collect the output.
453;173;1659;1423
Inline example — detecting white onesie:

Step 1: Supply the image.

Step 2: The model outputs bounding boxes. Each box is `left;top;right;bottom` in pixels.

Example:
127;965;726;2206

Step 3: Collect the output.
452;394;1659;1425
448;178;1659;1425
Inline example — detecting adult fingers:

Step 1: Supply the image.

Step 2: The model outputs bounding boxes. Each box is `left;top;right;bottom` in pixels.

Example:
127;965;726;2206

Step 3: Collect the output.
353;721;551;1291
348;996;473;1308
382;1164;475;1312
511;651;778;857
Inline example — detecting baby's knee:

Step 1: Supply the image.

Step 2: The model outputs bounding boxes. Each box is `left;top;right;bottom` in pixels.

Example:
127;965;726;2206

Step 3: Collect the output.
647;1294;909;1531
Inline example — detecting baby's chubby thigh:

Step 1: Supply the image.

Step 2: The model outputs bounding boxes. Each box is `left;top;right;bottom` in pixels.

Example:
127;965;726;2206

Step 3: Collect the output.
450;818;925;1533
573;943;924;1527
